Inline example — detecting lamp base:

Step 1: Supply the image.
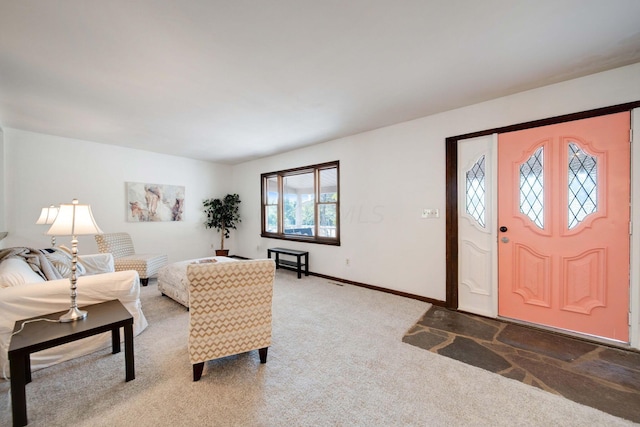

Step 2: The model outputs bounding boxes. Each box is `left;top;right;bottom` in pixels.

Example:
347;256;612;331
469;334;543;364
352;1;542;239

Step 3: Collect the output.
59;307;88;323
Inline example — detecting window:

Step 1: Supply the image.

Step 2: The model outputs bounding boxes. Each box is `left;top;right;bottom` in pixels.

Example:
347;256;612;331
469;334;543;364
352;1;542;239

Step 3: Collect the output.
261;161;339;245
465;155;486;228
519;146;544;229
567;142;598;229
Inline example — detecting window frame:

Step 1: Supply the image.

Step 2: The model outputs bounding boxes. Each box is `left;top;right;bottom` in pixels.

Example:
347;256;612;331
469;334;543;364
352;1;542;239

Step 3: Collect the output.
261;161;340;245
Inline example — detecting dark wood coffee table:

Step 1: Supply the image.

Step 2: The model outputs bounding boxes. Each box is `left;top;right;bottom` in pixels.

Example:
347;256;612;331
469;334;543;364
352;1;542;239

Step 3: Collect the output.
8;299;135;427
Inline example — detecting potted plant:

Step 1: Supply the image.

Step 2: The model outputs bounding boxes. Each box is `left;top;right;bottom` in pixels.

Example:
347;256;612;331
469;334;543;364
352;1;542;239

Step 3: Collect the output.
203;193;241;256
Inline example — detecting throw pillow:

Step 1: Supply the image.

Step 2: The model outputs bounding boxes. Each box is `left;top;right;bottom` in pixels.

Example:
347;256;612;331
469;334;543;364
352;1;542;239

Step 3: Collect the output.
58;244;91;272
40;248;86;279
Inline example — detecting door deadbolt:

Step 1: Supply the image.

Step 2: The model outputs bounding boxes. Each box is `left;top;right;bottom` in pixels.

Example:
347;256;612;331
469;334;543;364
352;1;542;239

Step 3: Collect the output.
499;226;508;232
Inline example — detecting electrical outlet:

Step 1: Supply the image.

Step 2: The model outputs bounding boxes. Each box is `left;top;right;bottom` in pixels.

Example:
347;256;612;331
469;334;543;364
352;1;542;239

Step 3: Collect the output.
345;258;350;266
421;208;439;219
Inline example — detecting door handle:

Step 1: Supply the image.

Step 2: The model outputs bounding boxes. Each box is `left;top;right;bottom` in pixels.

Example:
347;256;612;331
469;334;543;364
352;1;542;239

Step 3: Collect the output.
499;226;508;232
501;237;510;243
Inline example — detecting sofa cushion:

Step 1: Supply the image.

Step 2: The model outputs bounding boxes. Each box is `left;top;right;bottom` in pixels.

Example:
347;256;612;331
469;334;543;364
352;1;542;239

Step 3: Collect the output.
0;258;46;288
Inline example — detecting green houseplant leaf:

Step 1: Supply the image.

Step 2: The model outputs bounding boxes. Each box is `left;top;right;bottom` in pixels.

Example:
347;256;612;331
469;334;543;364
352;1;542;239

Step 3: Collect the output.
202;193;241;251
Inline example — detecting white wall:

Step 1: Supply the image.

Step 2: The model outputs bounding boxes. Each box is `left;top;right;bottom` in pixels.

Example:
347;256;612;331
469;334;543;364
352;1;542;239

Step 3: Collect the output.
2;129;232;262
232;62;640;302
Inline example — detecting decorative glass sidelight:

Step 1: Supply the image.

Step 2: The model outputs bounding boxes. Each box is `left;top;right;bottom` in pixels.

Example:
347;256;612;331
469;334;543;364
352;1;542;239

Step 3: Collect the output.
520;147;544;228
568;142;598;229
465;155;486;227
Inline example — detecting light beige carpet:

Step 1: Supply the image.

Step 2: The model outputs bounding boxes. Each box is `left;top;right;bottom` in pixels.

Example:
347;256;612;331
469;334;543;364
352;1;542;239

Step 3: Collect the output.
1;271;635;426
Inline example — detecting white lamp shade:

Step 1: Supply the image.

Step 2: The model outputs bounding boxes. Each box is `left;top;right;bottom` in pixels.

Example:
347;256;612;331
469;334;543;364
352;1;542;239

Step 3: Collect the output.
36;205;59;225
46;200;103;236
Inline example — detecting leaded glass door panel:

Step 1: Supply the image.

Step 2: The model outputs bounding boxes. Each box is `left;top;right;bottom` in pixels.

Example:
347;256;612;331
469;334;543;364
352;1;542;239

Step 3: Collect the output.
457;134;497;317
497;112;630;342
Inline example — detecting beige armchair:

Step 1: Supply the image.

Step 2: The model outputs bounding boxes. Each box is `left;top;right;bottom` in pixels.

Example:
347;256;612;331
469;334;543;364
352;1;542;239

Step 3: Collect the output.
187;259;276;381
95;232;168;286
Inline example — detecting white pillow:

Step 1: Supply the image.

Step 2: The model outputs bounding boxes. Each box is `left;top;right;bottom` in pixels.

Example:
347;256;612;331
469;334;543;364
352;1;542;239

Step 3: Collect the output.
0;258;47;288
41;248;86;278
58;245;89;272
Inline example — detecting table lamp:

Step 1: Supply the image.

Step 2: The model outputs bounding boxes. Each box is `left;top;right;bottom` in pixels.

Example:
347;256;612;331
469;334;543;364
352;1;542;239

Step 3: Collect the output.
46;199;103;322
36;205;59;246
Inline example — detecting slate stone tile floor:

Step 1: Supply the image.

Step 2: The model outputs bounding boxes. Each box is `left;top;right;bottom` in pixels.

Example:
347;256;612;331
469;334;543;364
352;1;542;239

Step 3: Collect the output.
403;306;640;423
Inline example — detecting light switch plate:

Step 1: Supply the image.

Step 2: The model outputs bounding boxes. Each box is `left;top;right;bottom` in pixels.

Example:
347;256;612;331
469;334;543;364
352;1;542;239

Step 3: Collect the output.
421;208;439;219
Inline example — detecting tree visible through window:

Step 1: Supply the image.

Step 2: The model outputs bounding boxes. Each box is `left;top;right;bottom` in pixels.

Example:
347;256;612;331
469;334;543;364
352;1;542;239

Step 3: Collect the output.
261;161;339;245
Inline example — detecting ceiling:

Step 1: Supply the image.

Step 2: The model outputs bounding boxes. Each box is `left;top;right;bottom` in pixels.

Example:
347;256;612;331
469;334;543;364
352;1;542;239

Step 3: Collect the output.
1;1;639;165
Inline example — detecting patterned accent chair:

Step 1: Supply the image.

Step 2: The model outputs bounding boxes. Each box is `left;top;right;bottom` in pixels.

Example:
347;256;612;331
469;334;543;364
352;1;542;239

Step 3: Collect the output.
95;232;168;286
187;259;276;381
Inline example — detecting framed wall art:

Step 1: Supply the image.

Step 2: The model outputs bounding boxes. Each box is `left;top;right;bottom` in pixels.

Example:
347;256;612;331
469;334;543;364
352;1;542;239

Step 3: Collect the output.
126;182;185;222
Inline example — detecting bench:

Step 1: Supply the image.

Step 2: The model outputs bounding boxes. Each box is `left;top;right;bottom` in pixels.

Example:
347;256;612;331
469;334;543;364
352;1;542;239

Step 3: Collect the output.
267;248;309;279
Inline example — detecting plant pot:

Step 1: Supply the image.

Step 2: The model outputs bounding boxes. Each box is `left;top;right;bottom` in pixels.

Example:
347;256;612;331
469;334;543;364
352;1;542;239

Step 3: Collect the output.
215;249;230;257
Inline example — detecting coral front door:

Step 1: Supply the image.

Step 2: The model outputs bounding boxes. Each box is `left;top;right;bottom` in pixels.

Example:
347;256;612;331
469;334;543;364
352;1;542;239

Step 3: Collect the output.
497;112;630;342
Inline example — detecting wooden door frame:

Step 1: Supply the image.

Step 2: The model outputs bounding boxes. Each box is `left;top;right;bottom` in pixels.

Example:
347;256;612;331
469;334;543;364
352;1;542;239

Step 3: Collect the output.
445;100;640;310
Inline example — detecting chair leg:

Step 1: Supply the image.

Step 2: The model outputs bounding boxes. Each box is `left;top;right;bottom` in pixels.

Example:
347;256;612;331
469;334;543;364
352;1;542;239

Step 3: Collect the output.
141;278;149;286
259;347;268;364
193;362;204;381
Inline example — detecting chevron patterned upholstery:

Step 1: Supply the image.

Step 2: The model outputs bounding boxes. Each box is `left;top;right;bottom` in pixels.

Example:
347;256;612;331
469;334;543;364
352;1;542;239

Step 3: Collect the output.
95;232;168;286
187;259;275;381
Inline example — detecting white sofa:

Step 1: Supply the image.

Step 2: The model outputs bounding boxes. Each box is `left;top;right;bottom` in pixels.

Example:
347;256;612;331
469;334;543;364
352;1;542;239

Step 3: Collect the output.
0;250;148;377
